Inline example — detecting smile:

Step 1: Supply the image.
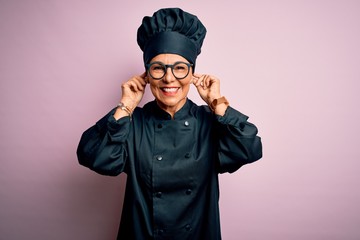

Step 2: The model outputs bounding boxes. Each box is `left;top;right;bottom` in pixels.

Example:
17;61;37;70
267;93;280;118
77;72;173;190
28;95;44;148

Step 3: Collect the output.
161;87;179;93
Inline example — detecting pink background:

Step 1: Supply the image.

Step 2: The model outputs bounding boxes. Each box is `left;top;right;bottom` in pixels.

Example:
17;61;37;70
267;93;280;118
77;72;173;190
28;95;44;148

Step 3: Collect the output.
1;1;360;239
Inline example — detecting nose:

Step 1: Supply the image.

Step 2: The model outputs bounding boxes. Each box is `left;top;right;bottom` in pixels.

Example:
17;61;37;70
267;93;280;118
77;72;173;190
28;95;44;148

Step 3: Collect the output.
163;66;175;82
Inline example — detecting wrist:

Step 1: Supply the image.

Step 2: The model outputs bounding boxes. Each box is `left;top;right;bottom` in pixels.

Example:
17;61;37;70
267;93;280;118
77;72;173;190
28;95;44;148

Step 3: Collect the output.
208;95;222;105
120;98;137;111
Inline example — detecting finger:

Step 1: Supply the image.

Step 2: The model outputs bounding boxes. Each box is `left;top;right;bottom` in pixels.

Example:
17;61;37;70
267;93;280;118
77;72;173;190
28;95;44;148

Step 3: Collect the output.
194;81;207;96
125;81;138;92
192;74;202;86
193;73;203;79
192;77;200;86
201;75;211;89
136;73;148;85
134;73;149;89
140;71;147;78
126;78;144;92
206;75;214;88
132;78;146;91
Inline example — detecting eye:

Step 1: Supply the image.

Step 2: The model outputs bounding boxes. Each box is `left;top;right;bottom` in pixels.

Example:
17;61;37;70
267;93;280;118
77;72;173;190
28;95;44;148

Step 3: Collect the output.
174;66;185;70
174;63;187;71
151;64;165;72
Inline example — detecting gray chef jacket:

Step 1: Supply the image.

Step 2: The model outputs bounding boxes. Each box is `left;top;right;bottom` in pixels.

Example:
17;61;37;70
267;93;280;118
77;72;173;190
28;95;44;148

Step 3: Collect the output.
77;98;262;240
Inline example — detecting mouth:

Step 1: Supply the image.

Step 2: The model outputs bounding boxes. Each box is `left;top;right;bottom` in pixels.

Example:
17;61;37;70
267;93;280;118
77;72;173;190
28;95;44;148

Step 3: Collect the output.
160;87;180;95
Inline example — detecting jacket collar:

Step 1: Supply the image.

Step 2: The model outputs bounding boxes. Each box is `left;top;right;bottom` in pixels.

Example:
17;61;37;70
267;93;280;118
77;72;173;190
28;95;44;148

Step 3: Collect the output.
147;98;193;120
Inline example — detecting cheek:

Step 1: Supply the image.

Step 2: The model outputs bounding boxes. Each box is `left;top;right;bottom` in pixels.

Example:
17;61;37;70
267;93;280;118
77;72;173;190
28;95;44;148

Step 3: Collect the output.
149;80;159;90
182;83;190;93
149;84;158;96
180;78;192;93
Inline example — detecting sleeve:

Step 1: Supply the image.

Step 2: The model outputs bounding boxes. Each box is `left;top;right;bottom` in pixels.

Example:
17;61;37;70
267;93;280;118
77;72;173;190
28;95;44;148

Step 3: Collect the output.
76;109;132;176
215;106;263;174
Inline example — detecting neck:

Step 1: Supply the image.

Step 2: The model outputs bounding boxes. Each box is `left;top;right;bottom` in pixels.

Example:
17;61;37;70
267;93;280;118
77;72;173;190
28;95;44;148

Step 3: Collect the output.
156;98;187;119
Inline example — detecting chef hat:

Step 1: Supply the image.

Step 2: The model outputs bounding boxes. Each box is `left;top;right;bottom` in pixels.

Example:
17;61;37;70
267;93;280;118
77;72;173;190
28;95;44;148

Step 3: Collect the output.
137;8;207;70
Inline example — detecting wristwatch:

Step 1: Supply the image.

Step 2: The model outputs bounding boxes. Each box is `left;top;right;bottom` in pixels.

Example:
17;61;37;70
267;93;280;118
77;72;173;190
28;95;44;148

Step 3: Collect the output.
209;96;229;112
117;102;132;117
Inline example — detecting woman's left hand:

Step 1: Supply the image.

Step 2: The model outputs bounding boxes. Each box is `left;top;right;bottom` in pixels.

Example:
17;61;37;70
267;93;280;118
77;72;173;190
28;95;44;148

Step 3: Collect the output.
192;73;222;105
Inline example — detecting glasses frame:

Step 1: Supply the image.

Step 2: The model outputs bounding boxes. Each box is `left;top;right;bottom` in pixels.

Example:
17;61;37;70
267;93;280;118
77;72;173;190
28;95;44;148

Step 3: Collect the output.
146;61;193;80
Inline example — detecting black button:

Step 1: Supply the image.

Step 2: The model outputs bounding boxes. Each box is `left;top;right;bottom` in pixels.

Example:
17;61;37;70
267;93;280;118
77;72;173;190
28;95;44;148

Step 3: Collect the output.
185;224;192;231
186;189;192;195
155;192;162;198
185;153;191;158
157;123;163;128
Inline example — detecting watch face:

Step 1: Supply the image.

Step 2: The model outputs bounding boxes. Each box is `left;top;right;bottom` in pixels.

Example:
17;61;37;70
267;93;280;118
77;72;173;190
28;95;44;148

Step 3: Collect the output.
117;102;131;116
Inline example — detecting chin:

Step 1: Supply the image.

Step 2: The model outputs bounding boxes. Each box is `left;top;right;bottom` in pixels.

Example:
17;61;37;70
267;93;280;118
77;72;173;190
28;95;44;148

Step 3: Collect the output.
158;97;185;107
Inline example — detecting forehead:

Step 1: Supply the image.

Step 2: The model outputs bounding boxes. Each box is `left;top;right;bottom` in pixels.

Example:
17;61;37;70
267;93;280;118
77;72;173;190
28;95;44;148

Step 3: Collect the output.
150;53;189;64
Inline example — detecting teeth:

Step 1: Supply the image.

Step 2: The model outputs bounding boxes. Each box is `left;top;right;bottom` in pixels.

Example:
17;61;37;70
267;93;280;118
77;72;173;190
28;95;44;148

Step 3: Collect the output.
162;88;178;92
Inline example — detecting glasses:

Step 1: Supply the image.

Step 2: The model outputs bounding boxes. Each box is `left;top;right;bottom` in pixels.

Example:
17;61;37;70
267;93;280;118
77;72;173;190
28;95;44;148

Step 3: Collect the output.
146;61;193;80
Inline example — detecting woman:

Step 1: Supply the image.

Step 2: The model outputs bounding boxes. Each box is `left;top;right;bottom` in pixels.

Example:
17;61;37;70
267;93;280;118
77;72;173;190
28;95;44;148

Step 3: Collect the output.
77;8;262;240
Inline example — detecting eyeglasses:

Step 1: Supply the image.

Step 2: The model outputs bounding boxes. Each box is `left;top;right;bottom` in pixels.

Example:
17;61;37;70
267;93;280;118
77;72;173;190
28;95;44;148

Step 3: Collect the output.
146;61;193;80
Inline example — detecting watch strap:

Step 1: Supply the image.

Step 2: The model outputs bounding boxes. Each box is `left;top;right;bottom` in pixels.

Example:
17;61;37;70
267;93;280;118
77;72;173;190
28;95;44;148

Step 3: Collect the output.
210;96;229;112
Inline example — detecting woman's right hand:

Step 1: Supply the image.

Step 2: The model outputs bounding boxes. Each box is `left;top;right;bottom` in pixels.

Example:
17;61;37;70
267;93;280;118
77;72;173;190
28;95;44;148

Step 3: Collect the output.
120;72;148;110
113;72;147;120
